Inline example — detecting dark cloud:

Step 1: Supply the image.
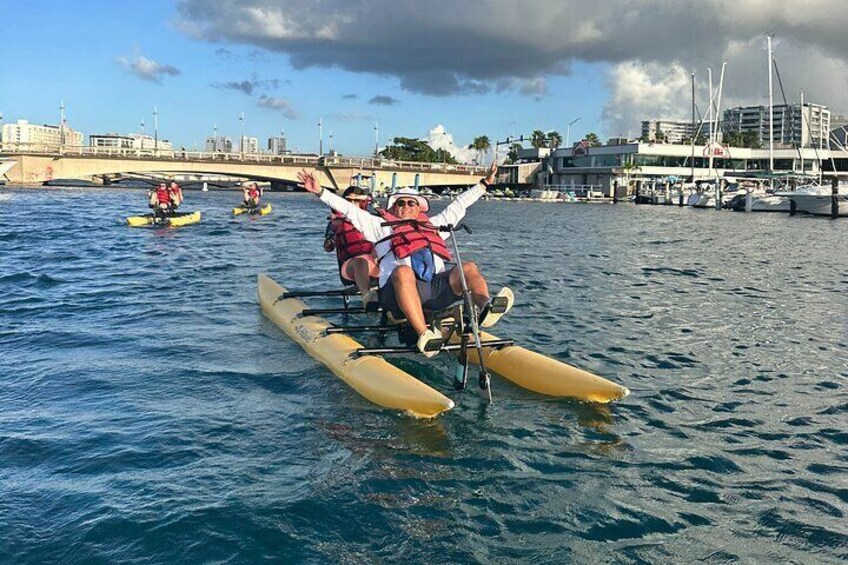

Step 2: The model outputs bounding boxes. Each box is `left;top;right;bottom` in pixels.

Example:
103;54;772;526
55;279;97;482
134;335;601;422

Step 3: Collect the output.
212;77;281;95
117;54;180;84
257;95;299;118
176;1;848;129
368;95;400;106
342;94;358;99
214;47;233;59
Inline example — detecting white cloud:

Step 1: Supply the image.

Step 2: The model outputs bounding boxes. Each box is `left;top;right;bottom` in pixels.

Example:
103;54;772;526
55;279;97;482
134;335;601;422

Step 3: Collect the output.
257;95;299;119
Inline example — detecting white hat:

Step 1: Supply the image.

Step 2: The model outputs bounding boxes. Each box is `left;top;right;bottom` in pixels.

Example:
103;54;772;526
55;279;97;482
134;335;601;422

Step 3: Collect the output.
386;187;430;212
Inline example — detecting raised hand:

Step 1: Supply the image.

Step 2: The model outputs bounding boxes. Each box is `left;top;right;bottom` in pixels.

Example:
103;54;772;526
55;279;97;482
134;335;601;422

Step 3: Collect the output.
297;170;321;194
484;160;498;185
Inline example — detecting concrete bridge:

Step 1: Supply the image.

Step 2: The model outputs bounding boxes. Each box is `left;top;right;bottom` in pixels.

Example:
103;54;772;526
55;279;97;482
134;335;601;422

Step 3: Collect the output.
0;144;489;191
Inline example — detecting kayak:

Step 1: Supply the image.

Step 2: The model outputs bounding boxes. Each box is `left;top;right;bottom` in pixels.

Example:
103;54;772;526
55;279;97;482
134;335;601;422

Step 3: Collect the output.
258;274;455;418
127;211;202;228
233;203;272;216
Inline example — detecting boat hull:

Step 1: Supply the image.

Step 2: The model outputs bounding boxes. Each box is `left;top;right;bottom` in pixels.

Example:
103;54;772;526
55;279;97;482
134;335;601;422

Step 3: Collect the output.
258;274;454;418
126;210;202;227
233;203;272;216
452;332;630;403
789;194;848;216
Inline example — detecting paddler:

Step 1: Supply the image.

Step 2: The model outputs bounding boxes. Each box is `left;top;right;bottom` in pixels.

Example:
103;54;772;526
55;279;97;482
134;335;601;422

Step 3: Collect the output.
169;181;184;210
242;182;262;209
298;161;513;358
149;182;173;216
323;186;380;309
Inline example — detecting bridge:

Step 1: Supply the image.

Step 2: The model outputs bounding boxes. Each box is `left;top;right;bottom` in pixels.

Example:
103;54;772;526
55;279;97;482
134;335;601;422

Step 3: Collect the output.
0;143;489;191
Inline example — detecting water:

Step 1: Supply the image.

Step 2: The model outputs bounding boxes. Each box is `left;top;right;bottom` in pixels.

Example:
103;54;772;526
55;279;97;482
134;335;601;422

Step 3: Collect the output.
1;186;846;563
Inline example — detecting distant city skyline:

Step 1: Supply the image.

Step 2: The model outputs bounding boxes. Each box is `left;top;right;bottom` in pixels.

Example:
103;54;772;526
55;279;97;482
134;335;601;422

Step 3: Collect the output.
5;1;848;157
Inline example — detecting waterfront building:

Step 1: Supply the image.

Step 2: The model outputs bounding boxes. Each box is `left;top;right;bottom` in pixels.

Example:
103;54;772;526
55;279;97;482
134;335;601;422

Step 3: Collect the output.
205;136;233;153
641;120;717;144
723;103;831;149
545;139;848;196
2;119;83;148
267;136;288;155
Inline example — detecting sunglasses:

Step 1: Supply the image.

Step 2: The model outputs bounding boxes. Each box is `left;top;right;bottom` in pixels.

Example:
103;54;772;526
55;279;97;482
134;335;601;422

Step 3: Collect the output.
395;199;419;207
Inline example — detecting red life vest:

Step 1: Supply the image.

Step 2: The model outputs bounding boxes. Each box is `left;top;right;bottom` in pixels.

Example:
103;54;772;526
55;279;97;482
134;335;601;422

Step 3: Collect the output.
378;211;452;262
330;212;373;264
247;187;260;200
155;186;171;205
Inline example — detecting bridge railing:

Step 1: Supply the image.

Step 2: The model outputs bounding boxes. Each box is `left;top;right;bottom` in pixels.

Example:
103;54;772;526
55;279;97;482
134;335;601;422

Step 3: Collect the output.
0;142;489;174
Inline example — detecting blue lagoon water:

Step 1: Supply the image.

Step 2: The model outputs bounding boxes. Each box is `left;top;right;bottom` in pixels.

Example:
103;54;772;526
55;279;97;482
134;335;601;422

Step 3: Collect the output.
1;186;846;563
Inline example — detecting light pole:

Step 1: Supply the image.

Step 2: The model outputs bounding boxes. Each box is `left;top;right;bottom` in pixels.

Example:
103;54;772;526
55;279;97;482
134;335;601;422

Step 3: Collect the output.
374;121;379;157
328;130;333;154
239;111;245;157
153;105;159;156
59;100;66;152
566;117;581;148
318;117;323;155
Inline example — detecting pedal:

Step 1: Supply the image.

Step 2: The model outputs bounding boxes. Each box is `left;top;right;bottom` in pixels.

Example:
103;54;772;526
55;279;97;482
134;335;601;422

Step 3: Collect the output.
423;338;444;352
488;295;509;314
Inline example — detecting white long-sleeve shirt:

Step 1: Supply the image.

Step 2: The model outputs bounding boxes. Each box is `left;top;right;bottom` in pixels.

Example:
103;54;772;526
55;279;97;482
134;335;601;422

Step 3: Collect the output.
319;184;485;288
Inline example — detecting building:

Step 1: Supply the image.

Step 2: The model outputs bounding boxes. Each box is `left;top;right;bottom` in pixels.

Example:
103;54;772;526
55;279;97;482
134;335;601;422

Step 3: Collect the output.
723;103;831;149
89;133;171;152
545;140;848;196
240;136;259;154
2;119;84;148
641;120;719;144
205;136;233;153
267;135;288;155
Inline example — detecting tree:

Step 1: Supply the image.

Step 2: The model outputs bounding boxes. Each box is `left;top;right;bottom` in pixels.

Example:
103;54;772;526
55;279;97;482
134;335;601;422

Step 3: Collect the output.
530;129;547;148
468;135;491;164
742;131;762;149
584;132;601;147
505;142;523;165
379;137;459;164
545;130;563;149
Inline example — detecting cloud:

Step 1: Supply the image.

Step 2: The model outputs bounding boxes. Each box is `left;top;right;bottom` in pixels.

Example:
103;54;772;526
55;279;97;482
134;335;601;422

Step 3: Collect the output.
332;112;372;123
176;1;848;131
368;95;400;106
212;76;281;95
117;54;180;84
257;95;299;118
422;124;483;164
214;47;233;59
342;93;358;99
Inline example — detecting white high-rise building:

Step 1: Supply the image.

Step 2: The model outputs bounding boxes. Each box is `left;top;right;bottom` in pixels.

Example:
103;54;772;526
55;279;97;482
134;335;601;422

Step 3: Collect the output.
641;120;718;144
205;136;233;153
240;136;259;154
268;136;288;155
89;133;172;151
2;119;84;148
723;103;831;149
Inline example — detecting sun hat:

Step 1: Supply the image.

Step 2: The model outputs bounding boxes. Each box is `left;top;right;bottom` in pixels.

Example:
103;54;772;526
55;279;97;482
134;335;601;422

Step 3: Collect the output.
386;187;430;212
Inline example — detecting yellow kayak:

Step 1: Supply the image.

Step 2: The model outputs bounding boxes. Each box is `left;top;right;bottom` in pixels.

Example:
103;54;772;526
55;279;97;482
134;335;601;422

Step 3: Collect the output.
127;211;202;228
233;203;272;216
258;274;454;418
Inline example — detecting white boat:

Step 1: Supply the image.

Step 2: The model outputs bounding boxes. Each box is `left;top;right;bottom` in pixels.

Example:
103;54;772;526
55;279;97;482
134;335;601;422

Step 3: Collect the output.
786;183;848;216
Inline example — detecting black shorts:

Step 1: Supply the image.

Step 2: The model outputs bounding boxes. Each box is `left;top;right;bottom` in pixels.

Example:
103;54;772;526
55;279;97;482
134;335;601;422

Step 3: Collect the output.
379;269;462;319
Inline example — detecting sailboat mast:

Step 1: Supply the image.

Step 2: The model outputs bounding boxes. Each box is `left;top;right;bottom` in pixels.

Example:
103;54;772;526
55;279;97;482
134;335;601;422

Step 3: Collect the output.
767;35;774;183
707;67;714;180
690;72;696;183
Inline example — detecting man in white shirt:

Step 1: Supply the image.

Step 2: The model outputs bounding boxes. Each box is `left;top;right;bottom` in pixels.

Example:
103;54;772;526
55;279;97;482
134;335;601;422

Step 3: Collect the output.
298;161;513;357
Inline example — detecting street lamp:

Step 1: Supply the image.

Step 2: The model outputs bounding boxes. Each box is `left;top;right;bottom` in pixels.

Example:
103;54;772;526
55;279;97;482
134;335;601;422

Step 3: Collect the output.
328;130;333;154
566;117;581;148
59;100;66;152
239;111;245;157
318;117;323;155
374;121;379;157
153;105;159;156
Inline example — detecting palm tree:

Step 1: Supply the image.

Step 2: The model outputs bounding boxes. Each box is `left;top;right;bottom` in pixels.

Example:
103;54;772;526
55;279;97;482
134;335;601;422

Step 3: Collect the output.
468;135;491;164
584;132;601;147
545;130;563;149
530;130;547;148
505;142;523;164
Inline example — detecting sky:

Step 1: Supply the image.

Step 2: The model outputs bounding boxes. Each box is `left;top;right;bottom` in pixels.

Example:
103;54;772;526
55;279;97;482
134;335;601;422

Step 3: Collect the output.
4;0;848;160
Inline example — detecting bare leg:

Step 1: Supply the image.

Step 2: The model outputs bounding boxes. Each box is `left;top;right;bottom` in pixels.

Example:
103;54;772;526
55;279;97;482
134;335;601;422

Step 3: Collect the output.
345;257;373;296
448;261;490;310
391;266;427;335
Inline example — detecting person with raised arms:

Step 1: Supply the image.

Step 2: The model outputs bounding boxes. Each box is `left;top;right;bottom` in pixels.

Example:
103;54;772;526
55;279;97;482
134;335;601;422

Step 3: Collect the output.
242;182;262;209
323;185;381;309
169;180;184;210
298;162;513;358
